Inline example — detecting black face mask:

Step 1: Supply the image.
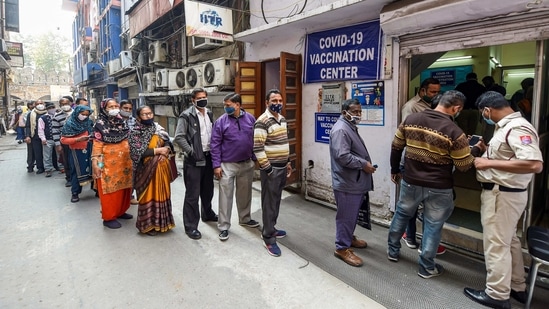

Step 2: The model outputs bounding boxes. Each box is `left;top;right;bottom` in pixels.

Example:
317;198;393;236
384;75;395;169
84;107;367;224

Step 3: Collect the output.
141;119;154;126
195;99;208;108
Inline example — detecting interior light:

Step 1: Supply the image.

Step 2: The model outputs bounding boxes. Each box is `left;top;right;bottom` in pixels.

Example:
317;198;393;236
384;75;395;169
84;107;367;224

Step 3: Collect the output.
489;56;502;67
507;72;535;77
435;56;472;62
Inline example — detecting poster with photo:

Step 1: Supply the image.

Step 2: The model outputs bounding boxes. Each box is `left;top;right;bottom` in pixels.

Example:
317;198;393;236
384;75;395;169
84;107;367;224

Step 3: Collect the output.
351;80;384;126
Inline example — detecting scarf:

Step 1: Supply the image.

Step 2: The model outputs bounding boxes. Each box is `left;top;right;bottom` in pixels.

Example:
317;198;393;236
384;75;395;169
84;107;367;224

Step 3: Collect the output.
62;105;94;136
93;99;129;143
128;121;170;168
29;109;47;137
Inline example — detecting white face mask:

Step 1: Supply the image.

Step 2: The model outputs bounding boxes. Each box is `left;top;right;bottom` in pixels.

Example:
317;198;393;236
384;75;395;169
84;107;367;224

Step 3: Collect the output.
108;109;120;117
78;114;88;121
61;105;72;112
35;104;45;111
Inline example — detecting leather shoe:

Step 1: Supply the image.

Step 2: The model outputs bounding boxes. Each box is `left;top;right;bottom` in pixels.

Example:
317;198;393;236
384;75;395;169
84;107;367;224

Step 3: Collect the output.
202;215;218;222
351;235;367;248
510;289;527;304
186;229;202;240
334;248;363;267
463;288;510;309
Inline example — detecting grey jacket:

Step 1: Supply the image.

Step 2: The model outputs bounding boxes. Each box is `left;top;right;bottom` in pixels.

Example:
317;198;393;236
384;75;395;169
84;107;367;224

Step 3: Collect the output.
329;115;374;194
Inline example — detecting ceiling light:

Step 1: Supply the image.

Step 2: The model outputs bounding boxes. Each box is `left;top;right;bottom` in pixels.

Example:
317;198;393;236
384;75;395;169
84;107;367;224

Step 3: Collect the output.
489;56;502;67
507;72;534;77
435;56;472;62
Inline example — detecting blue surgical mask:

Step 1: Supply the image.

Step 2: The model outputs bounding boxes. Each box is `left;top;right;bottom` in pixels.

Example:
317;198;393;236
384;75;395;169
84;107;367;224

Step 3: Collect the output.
482;108;496;125
224;106;235;115
269;104;283;114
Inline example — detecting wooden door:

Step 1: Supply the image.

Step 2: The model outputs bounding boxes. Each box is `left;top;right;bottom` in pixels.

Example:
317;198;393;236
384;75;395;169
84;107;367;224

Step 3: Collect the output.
280;52;302;186
235;61;262;118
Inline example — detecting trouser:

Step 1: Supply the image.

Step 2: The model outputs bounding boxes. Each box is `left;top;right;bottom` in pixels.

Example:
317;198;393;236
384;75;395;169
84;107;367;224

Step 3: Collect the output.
334;190;364;250
217;160;255;231
31;137;44;171
260;166;287;245
182;154;216;231
26;141;35;170
455;109;480;136
42;140;56;172
61;144;71;182
69;153;82;195
481;186;527;300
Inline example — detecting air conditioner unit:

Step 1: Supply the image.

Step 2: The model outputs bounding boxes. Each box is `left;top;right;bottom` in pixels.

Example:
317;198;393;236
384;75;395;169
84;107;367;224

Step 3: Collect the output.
186;65;203;89
203;58;236;87
148;41;167;64
156;68;169;89
192;36;225;50
128;38;140;50
168;69;186;90
107;58;121;75
142;72;156;93
119;51;132;69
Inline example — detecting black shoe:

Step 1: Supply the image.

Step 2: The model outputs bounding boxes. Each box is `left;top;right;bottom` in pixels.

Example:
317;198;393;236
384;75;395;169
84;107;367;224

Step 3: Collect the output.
65;181;71;187
71;194;79;203
45;171;52;178
463;288;511;309
219;230;229;241
103;220;122;229
36;169;45;174
118;213;133;219
202;215;218;222
27;168;34;173
510;289;527;304
186;229;202;240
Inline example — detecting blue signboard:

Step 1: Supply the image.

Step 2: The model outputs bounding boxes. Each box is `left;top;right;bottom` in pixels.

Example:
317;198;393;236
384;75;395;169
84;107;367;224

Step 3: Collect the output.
420;65;473;93
304;21;383;83
315;113;340;144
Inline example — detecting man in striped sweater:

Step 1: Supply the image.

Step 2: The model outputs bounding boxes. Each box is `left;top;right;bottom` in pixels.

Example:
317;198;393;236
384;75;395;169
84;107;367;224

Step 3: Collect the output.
253;89;292;257
52;97;73;187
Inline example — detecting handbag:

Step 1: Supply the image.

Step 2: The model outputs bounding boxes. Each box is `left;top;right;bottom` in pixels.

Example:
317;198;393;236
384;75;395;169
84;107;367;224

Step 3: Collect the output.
168;154;179;182
356;193;372;230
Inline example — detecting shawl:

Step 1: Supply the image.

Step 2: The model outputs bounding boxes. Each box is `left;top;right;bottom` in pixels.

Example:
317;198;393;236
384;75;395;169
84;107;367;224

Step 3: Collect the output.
29;109;47;137
62;105;94;136
93;99;129;144
128;121;170;168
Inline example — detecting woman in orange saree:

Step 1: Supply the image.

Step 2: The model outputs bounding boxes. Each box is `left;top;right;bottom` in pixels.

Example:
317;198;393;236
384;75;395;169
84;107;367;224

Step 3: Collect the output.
128;106;175;236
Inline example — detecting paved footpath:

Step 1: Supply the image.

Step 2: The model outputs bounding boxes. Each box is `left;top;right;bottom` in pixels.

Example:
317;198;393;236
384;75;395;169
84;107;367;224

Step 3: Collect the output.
0;136;384;309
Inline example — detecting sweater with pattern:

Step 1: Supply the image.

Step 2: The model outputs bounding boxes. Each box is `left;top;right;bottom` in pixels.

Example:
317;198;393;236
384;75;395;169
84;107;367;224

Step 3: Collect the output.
253;109;289;174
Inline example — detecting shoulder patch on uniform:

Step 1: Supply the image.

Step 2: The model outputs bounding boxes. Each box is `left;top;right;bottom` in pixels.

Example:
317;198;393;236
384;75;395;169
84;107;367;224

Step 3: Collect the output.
520;135;532;145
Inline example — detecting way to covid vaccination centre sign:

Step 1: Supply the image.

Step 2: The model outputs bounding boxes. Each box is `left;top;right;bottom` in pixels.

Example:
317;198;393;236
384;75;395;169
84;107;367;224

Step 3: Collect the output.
304;21;383;83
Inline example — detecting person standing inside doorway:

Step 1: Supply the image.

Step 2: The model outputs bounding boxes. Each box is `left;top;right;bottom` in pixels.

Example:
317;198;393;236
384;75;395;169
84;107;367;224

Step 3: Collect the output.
329;99;375;267
253;89;292;257
174;88;218;240
464;91;543;309
455;72;486;136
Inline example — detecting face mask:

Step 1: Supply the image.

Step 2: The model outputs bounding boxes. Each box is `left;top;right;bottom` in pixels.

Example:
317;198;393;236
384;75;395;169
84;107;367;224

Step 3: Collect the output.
141;118;154;126
269;104;283;114
119;110;132;118
482;109;496;125
35;104;45;111
108;109;120;117
422;95;432;104
61;105;72;112
78;114;88;121
224;106;235;115
195;99;208;108
454;111;461;119
345;111;361;125
47;109;56;115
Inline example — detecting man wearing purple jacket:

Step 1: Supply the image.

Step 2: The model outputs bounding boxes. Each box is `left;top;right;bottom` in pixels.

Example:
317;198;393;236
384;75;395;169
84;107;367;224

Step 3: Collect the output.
210;93;260;241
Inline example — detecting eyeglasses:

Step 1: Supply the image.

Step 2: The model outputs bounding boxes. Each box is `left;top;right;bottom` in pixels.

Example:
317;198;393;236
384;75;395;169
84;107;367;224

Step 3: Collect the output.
140;112;154;117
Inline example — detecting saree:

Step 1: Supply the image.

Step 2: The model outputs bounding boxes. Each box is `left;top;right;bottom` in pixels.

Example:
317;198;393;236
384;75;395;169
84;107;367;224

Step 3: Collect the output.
133;134;175;234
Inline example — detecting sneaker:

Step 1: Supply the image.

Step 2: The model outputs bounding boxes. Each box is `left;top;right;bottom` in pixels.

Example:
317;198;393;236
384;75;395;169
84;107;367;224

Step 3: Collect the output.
65;181;71;187
418;245;447;255
418;263;444;279
239;219;260;228
103;220;122;229
71;194;79;203
219;230;229;241
263;242;281;257
274;229;287;238
402;234;418;249
387;252;399;262
45;171;52;178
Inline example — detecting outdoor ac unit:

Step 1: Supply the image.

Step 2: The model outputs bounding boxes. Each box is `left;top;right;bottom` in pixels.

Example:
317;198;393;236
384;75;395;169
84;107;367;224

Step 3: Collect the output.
168;69;186;90
156;68;169;89
142;72;156;93
203;58;236;87
119;51;132;69
186;65;203;89
149;41;167;64
192;36;225;50
107;58;121;75
129;38;140;50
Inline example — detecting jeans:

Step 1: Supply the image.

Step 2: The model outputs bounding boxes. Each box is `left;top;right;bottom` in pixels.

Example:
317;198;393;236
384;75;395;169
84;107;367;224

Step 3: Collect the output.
388;179;454;270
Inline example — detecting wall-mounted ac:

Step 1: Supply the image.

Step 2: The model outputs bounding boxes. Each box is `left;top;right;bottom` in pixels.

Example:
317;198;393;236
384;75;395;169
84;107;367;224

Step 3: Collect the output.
202;58;237;87
149;41;167;64
168;69;186;90
191;36;225;50
142;72;156;93
119;51;132;69
156;68;169;89
107;58;121;75
186;65;203;89
128;38;140;50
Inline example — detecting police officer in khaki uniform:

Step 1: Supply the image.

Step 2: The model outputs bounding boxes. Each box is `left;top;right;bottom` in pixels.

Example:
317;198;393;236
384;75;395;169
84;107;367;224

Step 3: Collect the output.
464;91;543;309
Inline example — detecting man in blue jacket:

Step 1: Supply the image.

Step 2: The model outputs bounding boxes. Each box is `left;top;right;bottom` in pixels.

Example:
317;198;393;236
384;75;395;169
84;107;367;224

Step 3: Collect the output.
329;99;376;267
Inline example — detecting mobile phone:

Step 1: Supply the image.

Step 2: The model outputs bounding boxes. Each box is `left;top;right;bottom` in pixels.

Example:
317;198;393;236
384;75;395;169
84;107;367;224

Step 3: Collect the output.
469;135;481;147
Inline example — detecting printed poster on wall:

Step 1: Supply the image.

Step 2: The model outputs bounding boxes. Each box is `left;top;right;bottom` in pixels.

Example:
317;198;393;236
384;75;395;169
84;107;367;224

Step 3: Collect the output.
315;113;340;144
420;65;473;93
304;20;383;83
352;80;385;126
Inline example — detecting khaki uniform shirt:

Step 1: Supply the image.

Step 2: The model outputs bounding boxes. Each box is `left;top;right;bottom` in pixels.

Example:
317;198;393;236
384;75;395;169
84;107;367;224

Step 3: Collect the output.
401;94;431;122
476;112;543;189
